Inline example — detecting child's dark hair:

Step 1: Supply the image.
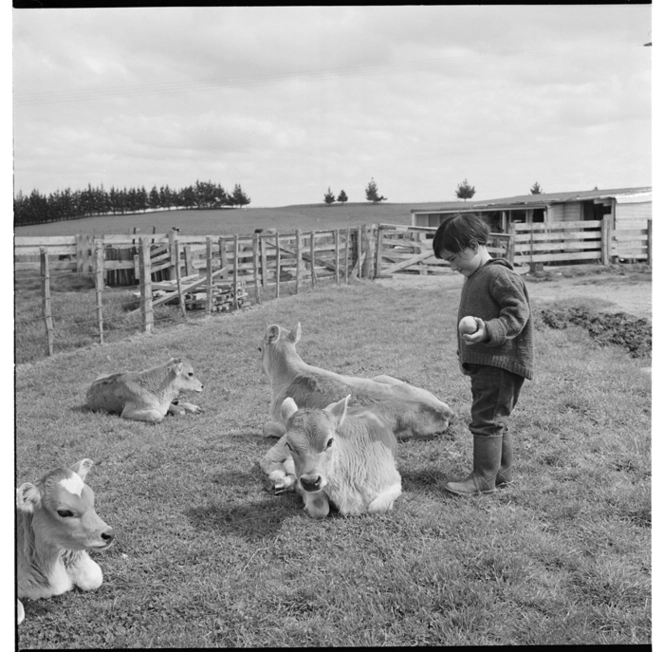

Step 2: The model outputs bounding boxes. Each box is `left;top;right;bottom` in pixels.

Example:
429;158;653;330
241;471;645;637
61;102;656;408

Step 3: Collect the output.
432;213;490;258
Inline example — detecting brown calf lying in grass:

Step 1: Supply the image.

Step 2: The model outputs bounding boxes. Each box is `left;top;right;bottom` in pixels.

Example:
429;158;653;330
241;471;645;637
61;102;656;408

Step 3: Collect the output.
16;459;114;625
259;323;455;493
279;396;402;518
86;358;204;423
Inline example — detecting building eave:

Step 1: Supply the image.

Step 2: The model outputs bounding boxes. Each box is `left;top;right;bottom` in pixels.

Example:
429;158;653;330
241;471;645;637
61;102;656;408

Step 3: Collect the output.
410;186;652;215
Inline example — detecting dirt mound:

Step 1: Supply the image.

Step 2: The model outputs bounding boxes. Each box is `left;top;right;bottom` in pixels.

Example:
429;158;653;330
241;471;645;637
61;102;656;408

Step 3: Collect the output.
539;307;651;358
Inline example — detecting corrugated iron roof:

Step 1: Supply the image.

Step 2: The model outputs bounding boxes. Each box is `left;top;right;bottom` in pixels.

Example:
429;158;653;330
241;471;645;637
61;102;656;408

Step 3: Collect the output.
410;186;652;214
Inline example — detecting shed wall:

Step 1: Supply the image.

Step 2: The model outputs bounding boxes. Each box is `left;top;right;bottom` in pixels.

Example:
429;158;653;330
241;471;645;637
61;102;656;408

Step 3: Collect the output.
615;201;651;224
561;202;583;221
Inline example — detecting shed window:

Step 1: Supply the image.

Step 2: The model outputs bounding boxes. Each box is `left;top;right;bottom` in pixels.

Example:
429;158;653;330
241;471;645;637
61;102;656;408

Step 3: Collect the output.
532;208;545;223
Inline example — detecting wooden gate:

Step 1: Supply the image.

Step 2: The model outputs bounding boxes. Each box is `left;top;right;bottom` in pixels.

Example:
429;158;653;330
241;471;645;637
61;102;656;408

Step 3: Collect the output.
375;224;511;276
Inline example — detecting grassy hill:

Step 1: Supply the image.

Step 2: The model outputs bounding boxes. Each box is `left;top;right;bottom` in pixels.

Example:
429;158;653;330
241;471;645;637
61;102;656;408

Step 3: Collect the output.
13;202;450;237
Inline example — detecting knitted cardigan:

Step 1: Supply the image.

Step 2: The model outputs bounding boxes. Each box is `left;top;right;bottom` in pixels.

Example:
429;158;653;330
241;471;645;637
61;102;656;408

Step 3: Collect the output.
457;258;533;380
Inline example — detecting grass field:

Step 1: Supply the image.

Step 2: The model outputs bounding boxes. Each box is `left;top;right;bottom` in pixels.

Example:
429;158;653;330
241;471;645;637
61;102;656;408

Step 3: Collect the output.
13;201;437;237
14;275;651;647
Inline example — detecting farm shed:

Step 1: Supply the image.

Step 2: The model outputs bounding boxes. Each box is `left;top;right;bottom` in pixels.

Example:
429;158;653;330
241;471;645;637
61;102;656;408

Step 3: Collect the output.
411;186;651;232
411;186;652;263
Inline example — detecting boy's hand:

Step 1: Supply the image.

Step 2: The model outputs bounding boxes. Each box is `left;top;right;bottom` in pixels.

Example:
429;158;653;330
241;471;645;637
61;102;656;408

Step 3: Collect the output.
462;317;488;345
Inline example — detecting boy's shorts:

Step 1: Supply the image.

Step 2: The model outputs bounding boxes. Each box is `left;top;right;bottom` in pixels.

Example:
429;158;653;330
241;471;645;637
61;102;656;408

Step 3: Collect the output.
465;363;525;438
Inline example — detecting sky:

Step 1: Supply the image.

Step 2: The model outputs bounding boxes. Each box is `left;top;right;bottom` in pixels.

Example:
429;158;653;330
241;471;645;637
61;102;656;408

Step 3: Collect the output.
10;5;652;208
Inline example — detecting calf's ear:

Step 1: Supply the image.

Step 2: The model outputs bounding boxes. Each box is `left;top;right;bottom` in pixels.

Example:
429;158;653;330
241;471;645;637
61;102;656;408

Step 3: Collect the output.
71;458;94;481
169;360;185;375
326;395;350;427
281;397;299;421
265;325;281;344
289;323;301;344
16;483;41;513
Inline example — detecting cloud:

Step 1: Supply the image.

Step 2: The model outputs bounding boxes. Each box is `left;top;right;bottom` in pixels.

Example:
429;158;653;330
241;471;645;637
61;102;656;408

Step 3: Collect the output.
12;5;651;205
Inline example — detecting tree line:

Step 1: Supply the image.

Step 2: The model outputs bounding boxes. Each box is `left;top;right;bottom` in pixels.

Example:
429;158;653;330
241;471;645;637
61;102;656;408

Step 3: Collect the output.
454;179;545;201
13;180;251;227
324;178;545;207
323;178;386;205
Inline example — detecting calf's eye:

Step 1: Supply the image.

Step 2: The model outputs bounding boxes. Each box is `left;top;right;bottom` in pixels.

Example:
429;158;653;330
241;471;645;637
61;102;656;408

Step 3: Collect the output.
325;438;334;449
57;509;74;518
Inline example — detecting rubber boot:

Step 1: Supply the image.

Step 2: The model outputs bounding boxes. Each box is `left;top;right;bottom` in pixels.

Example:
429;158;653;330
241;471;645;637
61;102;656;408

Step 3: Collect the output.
444;435;502;496
496;429;512;487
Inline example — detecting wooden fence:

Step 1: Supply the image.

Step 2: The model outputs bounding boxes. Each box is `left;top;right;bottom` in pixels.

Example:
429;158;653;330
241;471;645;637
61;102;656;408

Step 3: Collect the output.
15;227;373;350
14;219;652;357
15;227;374;284
375;217;652;274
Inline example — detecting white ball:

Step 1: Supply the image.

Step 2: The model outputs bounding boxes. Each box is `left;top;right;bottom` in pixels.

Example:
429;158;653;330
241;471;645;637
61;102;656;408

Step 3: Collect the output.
459;316;479;335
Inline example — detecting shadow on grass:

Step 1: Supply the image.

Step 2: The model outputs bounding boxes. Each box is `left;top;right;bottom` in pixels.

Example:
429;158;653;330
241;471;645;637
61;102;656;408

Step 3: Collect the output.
188;464;301;540
187;497;299;541
71;404;93;414
400;465;449;491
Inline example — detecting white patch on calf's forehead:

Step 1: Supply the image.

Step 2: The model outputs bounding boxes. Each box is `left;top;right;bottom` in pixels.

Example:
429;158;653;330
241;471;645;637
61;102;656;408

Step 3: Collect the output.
59;473;85;496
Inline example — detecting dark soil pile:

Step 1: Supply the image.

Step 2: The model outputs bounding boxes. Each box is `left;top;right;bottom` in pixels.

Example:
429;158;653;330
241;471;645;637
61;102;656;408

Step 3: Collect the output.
539;308;652;358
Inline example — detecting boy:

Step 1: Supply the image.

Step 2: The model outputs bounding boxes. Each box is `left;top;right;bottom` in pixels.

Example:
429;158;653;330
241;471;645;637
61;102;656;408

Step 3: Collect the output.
432;213;533;496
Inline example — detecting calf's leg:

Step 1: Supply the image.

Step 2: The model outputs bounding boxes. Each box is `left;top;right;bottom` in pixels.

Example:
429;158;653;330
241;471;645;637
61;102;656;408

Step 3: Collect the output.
65;551;103;591
121;404;165;423
367;482;402;513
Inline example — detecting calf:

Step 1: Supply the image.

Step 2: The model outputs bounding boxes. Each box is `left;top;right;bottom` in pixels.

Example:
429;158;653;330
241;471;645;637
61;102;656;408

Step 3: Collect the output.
16;459;114;624
277;396;402;518
259;323;454;440
86;358;204;423
259;323;455;493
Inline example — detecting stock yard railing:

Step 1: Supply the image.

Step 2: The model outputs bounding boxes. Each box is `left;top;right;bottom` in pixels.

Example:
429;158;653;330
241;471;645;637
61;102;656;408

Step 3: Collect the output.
15;226;374;359
14;218;651;359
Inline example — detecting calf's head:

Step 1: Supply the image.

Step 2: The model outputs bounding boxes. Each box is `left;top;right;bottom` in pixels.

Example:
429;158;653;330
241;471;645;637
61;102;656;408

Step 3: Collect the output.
282;395;349;493
169;358;204;393
16;459;114;551
259;323;301;378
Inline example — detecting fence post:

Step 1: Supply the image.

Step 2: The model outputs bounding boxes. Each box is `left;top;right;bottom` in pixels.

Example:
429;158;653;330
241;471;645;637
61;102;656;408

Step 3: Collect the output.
601;216;611;266
206;237;213;315
260;234;268;287
647;219;653;265
344;228;350;284
127;227;139;286
252;232;262;305
375;225;384;278
168;229;177;281
275;232;281;299
310;232;317;288
139;238;153;334
184;245;194;277
364;225;376;279
507;223;516;265
94;241;105;345
219;237;227;279
356;226;362;279
334;230;340;285
40;247;54;356
173;239;187;319
295;229;302;294
233;235;239;310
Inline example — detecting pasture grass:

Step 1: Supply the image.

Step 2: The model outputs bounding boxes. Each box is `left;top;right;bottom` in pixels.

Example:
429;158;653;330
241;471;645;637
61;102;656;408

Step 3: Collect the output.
13;269;302;365
13;202;421;237
14;278;651;647
14;269;190;364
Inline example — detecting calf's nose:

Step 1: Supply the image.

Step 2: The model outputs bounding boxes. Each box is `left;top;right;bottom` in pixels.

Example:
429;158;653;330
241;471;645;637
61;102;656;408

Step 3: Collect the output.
300;476;322;492
102;529;115;544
